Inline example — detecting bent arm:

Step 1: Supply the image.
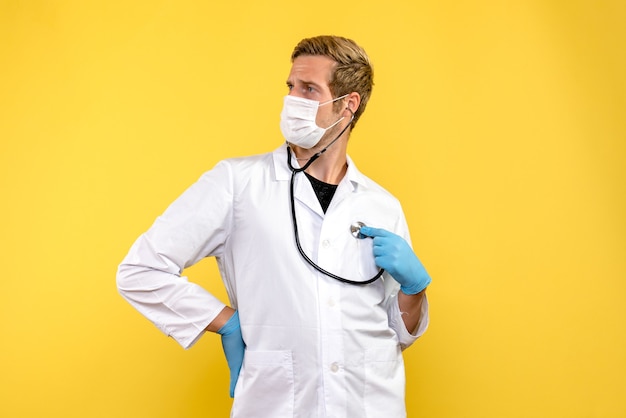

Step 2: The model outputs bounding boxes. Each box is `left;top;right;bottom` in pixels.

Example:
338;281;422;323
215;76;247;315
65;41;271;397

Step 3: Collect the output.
386;284;429;350
117;164;235;348
117;233;227;349
398;289;428;335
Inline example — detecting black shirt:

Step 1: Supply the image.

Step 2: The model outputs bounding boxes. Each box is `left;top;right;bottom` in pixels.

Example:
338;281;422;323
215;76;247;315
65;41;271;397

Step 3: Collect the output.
304;172;338;213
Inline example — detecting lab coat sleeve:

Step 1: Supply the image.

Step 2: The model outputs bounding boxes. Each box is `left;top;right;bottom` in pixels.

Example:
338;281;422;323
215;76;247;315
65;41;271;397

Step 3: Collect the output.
387;291;430;350
116;161;234;349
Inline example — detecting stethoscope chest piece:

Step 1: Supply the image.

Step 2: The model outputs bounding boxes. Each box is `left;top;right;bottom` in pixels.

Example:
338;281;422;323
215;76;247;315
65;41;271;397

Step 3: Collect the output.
350;222;367;239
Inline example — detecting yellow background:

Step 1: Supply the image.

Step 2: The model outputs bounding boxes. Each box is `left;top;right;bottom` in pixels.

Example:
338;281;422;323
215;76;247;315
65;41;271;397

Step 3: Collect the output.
1;1;624;417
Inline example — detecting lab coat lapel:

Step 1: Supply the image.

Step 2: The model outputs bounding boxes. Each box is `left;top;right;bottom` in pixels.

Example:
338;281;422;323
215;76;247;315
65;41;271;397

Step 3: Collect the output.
323;156;361;212
294;173;324;217
273;145;324;217
272;145;364;218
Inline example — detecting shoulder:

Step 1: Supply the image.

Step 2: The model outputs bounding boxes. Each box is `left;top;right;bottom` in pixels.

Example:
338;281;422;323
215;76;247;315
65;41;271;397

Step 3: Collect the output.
216;151;273;172
200;151;274;181
347;159;402;207
345;158;409;234
192;150;282;197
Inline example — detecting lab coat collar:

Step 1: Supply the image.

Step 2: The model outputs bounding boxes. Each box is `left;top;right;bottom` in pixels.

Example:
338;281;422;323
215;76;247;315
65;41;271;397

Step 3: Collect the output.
271;144;370;192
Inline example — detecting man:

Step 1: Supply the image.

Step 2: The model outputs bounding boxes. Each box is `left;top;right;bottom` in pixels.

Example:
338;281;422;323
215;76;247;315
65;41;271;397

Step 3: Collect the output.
117;35;431;417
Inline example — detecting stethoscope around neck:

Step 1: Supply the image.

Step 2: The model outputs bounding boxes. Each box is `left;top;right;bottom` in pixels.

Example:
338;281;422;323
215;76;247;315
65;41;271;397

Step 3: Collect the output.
286;114;385;286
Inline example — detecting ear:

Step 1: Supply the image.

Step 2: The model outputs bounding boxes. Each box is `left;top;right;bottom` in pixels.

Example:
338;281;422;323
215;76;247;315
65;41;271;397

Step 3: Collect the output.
344;92;361;116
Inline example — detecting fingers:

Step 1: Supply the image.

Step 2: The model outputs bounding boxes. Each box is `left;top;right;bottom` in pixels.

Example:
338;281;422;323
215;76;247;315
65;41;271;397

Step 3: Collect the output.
359;226;389;238
230;375;237;398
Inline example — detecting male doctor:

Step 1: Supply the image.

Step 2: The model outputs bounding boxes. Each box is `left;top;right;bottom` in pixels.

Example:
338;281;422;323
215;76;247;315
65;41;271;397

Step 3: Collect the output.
117;35;431;417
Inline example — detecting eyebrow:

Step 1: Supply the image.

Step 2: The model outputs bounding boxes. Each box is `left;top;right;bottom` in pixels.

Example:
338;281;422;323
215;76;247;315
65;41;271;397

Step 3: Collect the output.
286;78;324;89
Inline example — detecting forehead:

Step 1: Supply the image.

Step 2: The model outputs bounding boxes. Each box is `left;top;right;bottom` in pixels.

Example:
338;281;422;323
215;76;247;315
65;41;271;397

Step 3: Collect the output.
287;55;336;88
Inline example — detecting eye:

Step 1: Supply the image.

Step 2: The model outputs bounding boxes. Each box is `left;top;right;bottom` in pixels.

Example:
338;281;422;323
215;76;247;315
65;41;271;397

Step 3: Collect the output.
286;83;293;91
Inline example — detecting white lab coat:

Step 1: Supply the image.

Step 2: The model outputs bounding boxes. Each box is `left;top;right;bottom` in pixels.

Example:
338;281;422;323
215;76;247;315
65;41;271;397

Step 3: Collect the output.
117;145;429;418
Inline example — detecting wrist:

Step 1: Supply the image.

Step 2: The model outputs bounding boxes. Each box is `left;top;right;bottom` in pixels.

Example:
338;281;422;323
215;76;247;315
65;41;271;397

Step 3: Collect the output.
217;310;239;336
207;306;236;333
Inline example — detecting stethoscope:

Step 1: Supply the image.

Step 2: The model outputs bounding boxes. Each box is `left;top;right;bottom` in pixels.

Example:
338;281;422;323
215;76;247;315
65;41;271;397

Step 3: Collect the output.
286;113;384;286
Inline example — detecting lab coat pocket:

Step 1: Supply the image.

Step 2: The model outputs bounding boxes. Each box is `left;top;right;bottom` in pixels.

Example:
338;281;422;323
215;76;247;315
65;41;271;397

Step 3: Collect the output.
232;350;294;418
364;345;406;418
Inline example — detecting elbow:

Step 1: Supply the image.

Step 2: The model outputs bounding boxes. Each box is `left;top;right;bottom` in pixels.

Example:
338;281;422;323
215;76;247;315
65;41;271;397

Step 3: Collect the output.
116;262;134;298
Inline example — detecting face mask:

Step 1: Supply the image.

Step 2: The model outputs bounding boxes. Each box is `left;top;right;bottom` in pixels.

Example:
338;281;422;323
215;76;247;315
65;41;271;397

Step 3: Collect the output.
280;94;348;149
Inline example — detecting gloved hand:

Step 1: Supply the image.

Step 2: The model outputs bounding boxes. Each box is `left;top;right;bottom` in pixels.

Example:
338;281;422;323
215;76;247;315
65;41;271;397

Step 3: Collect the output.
359;226;431;294
217;310;245;398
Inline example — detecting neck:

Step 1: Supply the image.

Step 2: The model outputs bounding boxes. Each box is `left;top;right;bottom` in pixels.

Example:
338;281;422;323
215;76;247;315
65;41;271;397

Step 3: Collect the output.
308;156;348;185
289;115;353;184
291;139;348;185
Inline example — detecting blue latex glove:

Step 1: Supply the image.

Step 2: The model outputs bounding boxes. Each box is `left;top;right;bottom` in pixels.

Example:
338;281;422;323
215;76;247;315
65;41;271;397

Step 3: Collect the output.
217;310;245;398
359;226;431;294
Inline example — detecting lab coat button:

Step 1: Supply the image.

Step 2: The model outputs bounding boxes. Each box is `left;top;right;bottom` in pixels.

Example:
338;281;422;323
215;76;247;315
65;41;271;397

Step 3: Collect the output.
328;298;335;307
330;362;339;373
322;239;331;249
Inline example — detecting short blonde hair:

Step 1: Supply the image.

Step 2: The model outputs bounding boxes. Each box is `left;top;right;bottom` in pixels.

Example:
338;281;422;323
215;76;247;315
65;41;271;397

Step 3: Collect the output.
291;35;374;129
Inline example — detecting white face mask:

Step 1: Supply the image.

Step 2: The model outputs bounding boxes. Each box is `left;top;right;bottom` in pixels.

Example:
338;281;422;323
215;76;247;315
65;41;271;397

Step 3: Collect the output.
280;94;348;149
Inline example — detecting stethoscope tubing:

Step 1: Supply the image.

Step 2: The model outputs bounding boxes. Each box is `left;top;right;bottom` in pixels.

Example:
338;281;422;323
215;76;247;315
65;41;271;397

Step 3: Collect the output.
286;116;384;286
